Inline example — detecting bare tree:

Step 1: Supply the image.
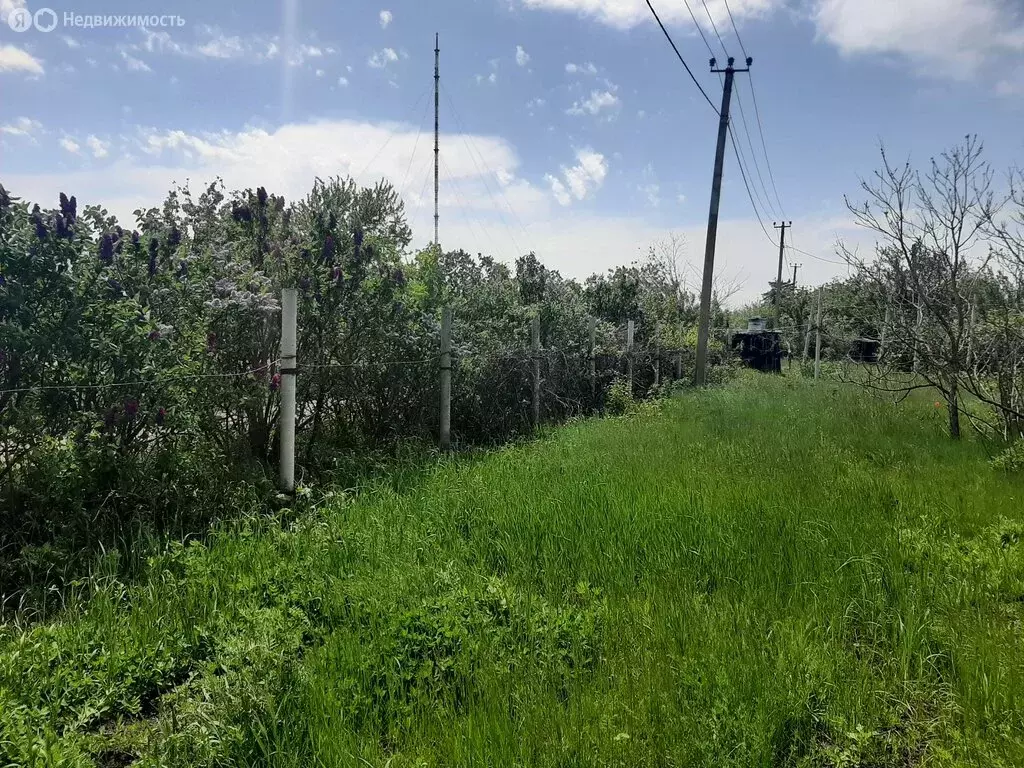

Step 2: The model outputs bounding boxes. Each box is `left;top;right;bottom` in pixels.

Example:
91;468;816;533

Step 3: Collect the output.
840;136;999;439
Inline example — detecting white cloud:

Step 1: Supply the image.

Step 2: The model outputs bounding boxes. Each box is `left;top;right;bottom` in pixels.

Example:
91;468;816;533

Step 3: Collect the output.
520;0;779;30
567;89;619;116
120;50;152;72
368;47;399;68
515;45;530;67
565;61;597;75
338;75;349;86
0;44;44;75
315;68;325;77
2;113;865;305
61;35;80;49
196;35;248;59
379;9;393;28
523;0;1024;89
545;148;608;206
814;0;1024;79
476;72;498;85
134;27;286;64
86;135;110;158
0;0;25;24
6;118;546;230
0;116;42;138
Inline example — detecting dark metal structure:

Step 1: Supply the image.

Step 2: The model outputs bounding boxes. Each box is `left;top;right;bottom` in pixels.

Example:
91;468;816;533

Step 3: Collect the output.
730;317;783;373
850;338;881;364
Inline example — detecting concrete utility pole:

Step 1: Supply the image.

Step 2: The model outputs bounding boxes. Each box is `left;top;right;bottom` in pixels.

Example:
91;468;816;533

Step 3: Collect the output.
694;56;752;387
791;263;800;289
279;288;298;493
814;287;823;381
773;221;791;317
433;33;440;248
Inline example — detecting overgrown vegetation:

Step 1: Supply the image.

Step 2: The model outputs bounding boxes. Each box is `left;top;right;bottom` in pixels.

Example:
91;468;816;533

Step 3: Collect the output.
745;137;1024;445
0;179;729;602
1;374;1022;766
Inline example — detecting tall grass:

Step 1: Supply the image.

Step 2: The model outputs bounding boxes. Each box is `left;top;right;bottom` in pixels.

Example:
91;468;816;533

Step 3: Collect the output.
2;373;1023;766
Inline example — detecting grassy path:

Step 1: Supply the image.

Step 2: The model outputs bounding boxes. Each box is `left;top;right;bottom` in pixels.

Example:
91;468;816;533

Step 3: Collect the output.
2;375;1023;766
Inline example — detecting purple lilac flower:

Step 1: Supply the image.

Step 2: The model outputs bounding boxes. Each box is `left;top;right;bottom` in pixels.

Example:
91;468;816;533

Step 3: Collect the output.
155;407;166;426
256;187;268;207
125;399;139;419
31;206;47;240
99;234;114;265
322;235;335;265
148;238;159;276
59;193;77;223
168;225;181;250
270;373;281;392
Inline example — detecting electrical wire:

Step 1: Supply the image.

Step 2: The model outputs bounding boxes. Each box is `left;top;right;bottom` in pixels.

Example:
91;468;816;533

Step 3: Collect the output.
747;74;786;219
732;85;779;220
787;244;848;267
700;0;730;58
727;124;777;248
720;0;787;221
681;0;717;58
645;0;720;115
721;0;749;60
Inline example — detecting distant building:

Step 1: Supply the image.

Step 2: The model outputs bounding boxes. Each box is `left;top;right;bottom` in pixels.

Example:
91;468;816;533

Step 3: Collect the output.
730;317;783;373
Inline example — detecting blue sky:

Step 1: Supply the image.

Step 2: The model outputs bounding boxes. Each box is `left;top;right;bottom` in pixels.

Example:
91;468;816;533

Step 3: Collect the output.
2;0;1023;303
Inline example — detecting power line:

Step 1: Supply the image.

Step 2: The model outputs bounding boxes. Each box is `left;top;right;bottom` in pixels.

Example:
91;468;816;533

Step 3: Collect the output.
681;0;716;58
645;0;719;115
721;0;749;60
716;0;785;221
747;73;786;218
732;84;778;220
788;244;848;267
700;0;730;58
728;124;777;248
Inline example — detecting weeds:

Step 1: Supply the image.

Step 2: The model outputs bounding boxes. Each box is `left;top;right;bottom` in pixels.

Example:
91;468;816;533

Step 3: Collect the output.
2;374;1023;766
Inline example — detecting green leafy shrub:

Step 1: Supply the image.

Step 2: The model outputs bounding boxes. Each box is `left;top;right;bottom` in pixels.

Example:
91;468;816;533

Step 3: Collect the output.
992;441;1024;472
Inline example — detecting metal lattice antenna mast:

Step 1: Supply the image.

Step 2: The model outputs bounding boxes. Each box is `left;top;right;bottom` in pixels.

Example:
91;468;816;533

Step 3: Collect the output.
433;33;440;249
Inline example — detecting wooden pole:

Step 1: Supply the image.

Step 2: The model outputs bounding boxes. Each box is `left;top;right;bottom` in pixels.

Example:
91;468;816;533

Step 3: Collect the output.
279;288;298;493
439;306;452;450
532;314;541;430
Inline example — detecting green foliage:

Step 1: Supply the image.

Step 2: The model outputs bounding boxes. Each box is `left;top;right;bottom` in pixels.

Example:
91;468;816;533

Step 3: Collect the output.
2;376;1023;765
993;441;1024;472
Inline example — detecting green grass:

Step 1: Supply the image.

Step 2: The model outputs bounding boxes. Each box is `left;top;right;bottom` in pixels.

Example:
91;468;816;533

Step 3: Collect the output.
2;373;1024;766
